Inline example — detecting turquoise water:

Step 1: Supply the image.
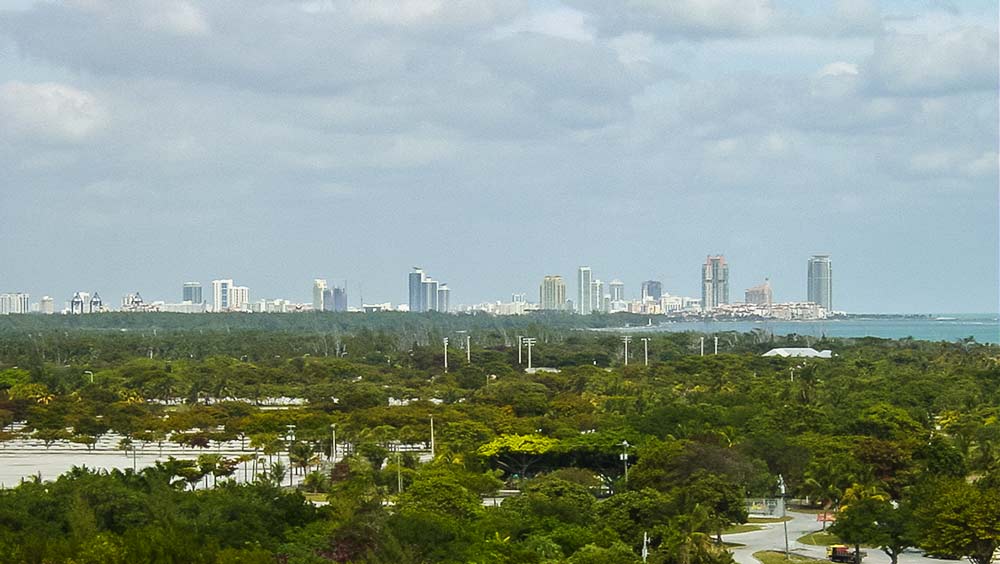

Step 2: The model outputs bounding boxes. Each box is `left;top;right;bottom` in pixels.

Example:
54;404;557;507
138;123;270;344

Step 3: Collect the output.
625;314;1000;344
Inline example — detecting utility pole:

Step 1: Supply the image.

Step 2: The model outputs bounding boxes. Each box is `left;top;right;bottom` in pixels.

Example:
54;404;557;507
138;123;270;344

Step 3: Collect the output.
517;335;523;364
429;414;435;458
396;450;403;493
330;424;336;461
622;335;632;366
779;475;789;558
620;440;630;486
443;337;449;372
714;336;719;355
641;337;650;366
700;336;705;356
523;338;536;370
466;334;471;363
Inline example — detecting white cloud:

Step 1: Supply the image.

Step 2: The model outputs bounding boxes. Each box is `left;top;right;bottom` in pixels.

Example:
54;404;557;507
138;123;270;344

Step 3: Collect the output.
570;0;776;38
0;81;107;142
868;26;998;95
142;1;210;37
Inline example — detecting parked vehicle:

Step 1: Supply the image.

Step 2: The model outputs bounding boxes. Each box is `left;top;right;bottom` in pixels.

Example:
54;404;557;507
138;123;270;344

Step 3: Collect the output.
827;545;865;563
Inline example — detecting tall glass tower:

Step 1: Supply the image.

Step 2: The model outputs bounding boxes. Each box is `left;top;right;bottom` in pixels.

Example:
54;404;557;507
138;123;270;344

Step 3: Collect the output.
408;268;425;312
701;256;729;311
807;255;833;311
577;266;593;314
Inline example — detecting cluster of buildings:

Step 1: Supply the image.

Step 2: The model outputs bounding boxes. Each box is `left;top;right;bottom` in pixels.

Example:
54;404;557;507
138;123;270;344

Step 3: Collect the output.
0;255;834;319
467;254;834;320
407;268;451;313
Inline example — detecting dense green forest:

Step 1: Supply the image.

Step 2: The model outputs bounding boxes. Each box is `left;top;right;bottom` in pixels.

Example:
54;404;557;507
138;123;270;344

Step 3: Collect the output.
0;315;998;563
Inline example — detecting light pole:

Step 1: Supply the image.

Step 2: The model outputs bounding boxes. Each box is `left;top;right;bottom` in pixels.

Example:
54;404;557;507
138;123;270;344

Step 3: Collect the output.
443;337;449;372
286;424;296;487
700;336;705;356
516;335;523;364
714;336;719;355
429;414;436;458
466;334;471;363
84;370;93;384
523;338;536;370
779;474;789;558
620;440;630;486
641;338;650;366
396;450;403;493
622;336;632;366
330;423;336;462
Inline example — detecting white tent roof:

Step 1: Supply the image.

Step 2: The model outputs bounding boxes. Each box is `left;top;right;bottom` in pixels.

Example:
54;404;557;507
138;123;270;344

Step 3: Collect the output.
762;347;833;358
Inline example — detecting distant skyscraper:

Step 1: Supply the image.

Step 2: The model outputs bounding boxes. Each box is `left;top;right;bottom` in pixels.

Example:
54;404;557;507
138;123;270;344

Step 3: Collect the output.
212;279;231;312
577;267;593;314
591;279;604;313
333;286;348;312
745;279;773;306
89;292;102;313
609;279;625;302
40;296;54;315
702;255;729;310
422;278;439;312
229;286;250;312
0;293;29;315
313;279;327;311
437;284;450;313
807;255;833;310
183;282;203;304
408;268;425;312
641;280;662;301
540;275;566;310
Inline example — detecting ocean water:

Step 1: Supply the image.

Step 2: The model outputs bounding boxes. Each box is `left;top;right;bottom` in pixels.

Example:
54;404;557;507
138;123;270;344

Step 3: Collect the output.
622;314;1000;344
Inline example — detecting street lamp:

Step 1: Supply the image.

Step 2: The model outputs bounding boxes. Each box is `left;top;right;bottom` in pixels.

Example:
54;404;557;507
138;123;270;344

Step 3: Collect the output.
429;414;436;459
621;336;632;366
443;337;449;372
516;335;523;364
620;441;630;486
84;370;94;384
523;338;537;370
330;423;336;462
640;338;650;366
286;424;296;487
779;474;789;558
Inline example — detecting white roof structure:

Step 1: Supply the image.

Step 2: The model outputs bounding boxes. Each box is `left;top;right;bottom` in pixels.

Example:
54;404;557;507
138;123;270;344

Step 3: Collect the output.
762;347;833;358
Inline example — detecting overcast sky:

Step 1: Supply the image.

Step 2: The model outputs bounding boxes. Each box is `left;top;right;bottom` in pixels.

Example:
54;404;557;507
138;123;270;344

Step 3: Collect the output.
0;0;996;313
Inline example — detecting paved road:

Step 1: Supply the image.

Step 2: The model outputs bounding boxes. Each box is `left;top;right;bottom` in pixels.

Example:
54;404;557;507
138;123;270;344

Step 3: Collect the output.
723;511;954;564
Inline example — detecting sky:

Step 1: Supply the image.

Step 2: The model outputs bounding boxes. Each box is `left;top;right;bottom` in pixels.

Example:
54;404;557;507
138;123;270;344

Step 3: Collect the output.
0;0;997;313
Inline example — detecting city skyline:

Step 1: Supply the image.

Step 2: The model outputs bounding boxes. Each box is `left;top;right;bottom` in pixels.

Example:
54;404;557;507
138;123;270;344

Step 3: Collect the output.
0;1;996;314
3;253;851;314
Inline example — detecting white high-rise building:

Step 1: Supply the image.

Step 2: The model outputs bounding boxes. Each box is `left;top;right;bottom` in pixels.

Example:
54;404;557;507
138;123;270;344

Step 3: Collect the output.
313;279;327;311
591;280;604;313
540;276;566;310
229;286;250;312
40;296;54;315
577;266;593;314
212;279;232;312
609;280;624;301
0;293;30;315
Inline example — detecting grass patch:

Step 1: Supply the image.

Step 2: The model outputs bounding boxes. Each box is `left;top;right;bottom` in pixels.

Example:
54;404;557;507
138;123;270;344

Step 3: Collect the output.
302;492;328;502
749;516;793;523
723;524;765;534
753;551;824;564
797;530;841;546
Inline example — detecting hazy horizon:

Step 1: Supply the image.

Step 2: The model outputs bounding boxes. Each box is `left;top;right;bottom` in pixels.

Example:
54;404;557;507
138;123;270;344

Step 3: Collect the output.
1;0;997;314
